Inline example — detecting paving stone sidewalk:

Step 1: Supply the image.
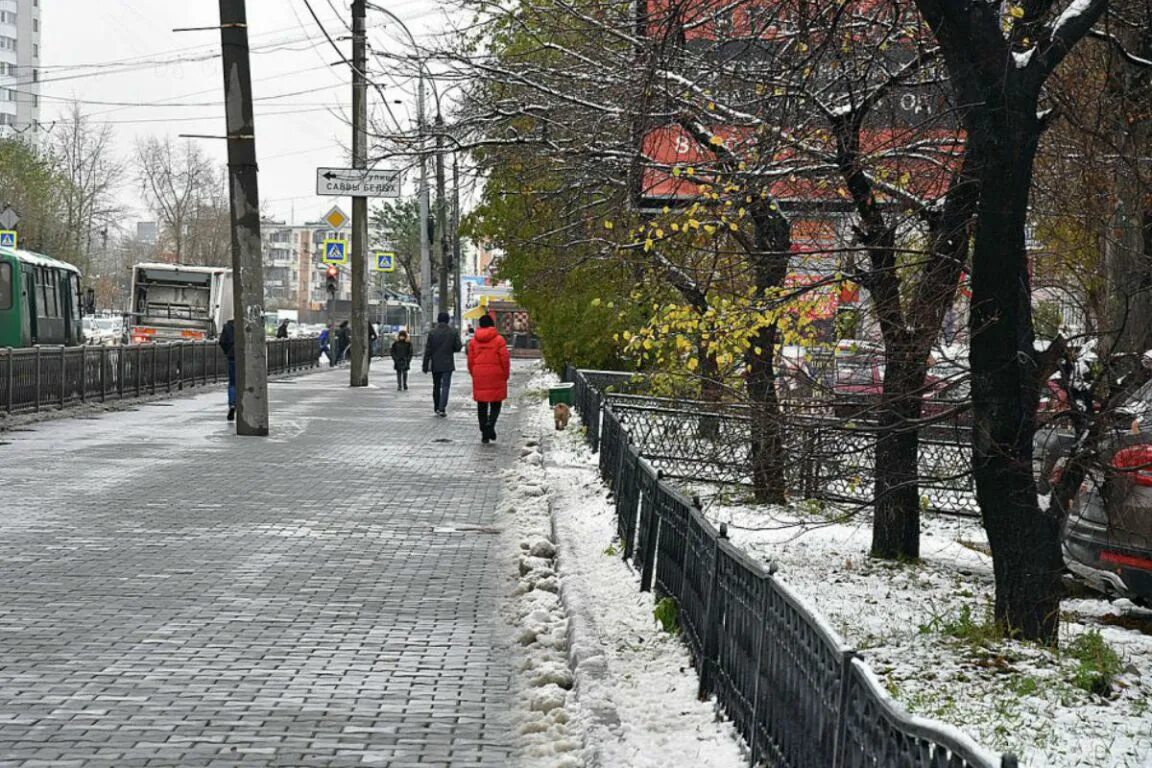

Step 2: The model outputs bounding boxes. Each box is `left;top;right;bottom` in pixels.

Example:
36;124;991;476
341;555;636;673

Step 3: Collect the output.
0;359;526;767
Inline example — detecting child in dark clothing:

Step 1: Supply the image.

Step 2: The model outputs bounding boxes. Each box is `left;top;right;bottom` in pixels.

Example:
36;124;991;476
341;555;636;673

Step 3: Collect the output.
390;330;413;391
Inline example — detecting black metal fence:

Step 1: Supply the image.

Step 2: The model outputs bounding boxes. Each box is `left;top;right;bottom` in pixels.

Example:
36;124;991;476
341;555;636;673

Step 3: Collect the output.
597;389;980;518
0;338;320;415
564;365;1017;768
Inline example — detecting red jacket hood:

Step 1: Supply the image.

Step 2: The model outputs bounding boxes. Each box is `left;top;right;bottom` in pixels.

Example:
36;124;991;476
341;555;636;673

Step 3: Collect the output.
474;326;500;343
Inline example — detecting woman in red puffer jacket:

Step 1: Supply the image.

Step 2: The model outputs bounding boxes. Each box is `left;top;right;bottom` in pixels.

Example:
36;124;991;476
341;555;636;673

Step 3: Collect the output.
467;313;511;444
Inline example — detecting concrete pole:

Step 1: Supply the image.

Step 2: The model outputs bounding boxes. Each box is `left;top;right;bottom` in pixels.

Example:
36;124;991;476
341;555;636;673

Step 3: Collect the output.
349;0;370;386
435;114;449;318
218;0;269;436
418;77;433;333
452;155;462;330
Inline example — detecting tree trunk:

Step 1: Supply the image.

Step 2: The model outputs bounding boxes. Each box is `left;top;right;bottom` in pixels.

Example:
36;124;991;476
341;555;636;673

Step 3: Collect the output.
969;107;1063;644
871;354;926;559
748;322;787;503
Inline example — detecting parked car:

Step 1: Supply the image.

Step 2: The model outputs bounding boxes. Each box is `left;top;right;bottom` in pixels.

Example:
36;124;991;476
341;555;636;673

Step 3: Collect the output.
922;358;971;424
832;340;884;418
1062;378;1152;606
84;316;123;346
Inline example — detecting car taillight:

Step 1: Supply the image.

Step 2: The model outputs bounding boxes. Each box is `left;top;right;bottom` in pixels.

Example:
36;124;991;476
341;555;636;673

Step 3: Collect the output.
1101;551;1152;571
1110;445;1152;486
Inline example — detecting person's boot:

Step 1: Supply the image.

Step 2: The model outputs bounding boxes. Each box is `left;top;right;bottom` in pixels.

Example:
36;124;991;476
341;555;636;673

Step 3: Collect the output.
227;407;236;422
478;413;490;444
486;420;497;442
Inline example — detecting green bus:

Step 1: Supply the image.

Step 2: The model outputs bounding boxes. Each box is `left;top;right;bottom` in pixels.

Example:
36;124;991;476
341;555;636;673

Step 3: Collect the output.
0;248;84;348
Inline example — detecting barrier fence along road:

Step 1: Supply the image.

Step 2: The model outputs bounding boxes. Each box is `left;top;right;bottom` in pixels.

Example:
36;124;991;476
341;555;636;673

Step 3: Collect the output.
564;365;1019;768
0;338;320;415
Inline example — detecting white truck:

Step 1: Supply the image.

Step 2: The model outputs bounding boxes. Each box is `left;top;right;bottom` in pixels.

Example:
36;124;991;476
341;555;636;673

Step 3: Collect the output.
128;263;233;344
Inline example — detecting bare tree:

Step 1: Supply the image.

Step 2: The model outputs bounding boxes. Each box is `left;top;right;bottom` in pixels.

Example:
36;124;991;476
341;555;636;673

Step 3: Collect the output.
51;102;125;273
135;137;223;264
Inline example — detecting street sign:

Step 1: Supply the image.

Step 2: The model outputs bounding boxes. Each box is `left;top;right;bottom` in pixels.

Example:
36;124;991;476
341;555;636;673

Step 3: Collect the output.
373;251;396;272
0;207;19;230
322;239;348;264
316;167;401;198
0;230;16;249
323;206;348;230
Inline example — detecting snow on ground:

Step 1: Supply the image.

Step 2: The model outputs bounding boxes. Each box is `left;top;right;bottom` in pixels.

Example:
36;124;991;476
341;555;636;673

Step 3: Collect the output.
500;368;746;768
688;488;1152;766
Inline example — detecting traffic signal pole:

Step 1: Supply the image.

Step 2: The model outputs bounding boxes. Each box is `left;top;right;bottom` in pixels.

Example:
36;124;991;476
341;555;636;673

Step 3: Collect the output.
349;0;370;386
218;0;269;436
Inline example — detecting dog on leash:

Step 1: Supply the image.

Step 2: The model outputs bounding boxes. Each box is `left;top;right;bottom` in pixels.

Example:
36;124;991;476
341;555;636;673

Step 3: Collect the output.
553;403;571;431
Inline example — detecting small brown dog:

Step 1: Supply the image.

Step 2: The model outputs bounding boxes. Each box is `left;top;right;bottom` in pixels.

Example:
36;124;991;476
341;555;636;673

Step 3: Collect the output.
553;403;571;431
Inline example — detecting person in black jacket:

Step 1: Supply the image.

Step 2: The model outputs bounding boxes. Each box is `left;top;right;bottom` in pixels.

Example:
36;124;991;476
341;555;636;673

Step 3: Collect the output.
335;320;351;365
218;319;236;422
422;312;462;416
275;319;289;339
390;330;413;391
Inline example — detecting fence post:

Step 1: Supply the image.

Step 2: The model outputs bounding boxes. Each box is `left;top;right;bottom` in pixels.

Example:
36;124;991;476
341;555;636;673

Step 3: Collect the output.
118;345;126;399
747;573;769;768
100;346;107;402
58;346;66;408
832;649;858;768
698;518;726;701
79;347;87;403
639;469;662;593
1001;755;1019;768
4;347;12;413
33;345;41;413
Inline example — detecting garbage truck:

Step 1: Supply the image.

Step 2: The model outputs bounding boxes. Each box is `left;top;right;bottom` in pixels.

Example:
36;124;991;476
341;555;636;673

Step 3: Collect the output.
127;263;233;344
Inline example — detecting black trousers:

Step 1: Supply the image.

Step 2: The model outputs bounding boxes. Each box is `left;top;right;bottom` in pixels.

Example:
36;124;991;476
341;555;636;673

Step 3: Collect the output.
477;401;502;430
395;369;408;389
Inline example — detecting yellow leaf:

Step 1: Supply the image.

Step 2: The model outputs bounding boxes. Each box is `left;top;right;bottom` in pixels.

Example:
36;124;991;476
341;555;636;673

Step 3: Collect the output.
591;298;602;307
655;228;664;239
1009;5;1024;17
644;238;654;252
687;357;699;371
709;135;724;146
603;220;614;230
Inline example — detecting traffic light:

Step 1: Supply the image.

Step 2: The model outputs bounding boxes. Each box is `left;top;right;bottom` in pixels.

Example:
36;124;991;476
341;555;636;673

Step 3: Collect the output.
325;265;339;296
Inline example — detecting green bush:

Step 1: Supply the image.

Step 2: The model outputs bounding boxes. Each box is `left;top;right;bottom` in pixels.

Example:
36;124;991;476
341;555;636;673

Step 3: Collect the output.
1066;629;1122;696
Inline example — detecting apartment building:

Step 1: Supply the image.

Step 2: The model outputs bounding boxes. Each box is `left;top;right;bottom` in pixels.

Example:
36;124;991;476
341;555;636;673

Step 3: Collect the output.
0;0;40;136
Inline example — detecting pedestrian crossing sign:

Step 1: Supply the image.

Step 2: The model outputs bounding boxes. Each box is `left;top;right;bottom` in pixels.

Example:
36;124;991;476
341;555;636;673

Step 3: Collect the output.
0;230;16;249
373;251;396;272
322;239;347;264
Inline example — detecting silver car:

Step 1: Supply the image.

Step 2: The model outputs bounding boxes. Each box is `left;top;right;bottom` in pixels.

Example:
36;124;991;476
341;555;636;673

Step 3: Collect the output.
1063;379;1152;606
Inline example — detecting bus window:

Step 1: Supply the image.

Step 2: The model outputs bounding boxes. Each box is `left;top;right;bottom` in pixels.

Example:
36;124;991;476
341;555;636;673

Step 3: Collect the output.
36;268;48;318
49;271;59;317
0;262;10;310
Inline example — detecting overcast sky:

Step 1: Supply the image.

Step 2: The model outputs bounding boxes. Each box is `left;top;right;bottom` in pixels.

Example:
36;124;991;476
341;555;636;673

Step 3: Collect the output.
41;0;453;229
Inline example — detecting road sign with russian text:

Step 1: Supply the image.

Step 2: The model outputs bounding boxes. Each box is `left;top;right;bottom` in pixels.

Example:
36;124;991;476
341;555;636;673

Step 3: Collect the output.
316;167;401;198
322;239;348;264
373;251;396;272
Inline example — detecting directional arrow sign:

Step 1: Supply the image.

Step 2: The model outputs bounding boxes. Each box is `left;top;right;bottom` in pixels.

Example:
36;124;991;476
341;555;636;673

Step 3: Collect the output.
316;167;401;198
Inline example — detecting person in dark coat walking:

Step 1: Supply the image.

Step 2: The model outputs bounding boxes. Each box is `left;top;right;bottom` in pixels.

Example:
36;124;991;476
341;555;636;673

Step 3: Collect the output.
390;330;413;391
275;319;289;339
335;320;351;365
467;314;510;443
422;312;462;416
218;319;237;422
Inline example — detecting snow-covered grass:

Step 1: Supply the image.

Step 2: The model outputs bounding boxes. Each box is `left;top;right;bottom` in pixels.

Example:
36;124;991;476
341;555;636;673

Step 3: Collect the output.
690;486;1152;767
500;369;745;767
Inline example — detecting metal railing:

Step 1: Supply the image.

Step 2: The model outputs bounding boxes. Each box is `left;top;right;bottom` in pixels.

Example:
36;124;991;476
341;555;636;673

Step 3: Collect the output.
564;365;1017;768
597;390;980;518
0;338;321;415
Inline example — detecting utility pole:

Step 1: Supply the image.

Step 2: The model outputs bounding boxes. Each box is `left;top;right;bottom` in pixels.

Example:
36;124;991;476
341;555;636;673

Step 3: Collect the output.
218;0;269;436
435;114;449;318
451;155;462;330
349;0;370;386
418;77;432;332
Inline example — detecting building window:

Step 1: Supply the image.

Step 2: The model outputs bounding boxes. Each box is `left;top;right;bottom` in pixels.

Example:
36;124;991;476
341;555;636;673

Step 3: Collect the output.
32;18;37;32
0;37;16;52
31;69;37;82
33;43;37;58
0;11;16;24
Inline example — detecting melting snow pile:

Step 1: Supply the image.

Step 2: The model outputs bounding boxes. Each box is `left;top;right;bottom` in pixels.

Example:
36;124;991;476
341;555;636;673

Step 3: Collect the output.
499;368;745;767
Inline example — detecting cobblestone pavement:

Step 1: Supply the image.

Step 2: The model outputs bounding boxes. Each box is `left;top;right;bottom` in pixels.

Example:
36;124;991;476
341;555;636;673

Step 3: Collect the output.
0;359;527;767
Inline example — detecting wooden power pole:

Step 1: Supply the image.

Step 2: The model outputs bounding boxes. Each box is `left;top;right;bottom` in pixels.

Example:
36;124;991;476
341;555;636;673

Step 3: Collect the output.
349;0;370;386
218;0;269;436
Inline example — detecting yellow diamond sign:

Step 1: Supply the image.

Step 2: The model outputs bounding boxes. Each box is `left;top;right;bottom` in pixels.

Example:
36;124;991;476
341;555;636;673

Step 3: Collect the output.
323;206;348;230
